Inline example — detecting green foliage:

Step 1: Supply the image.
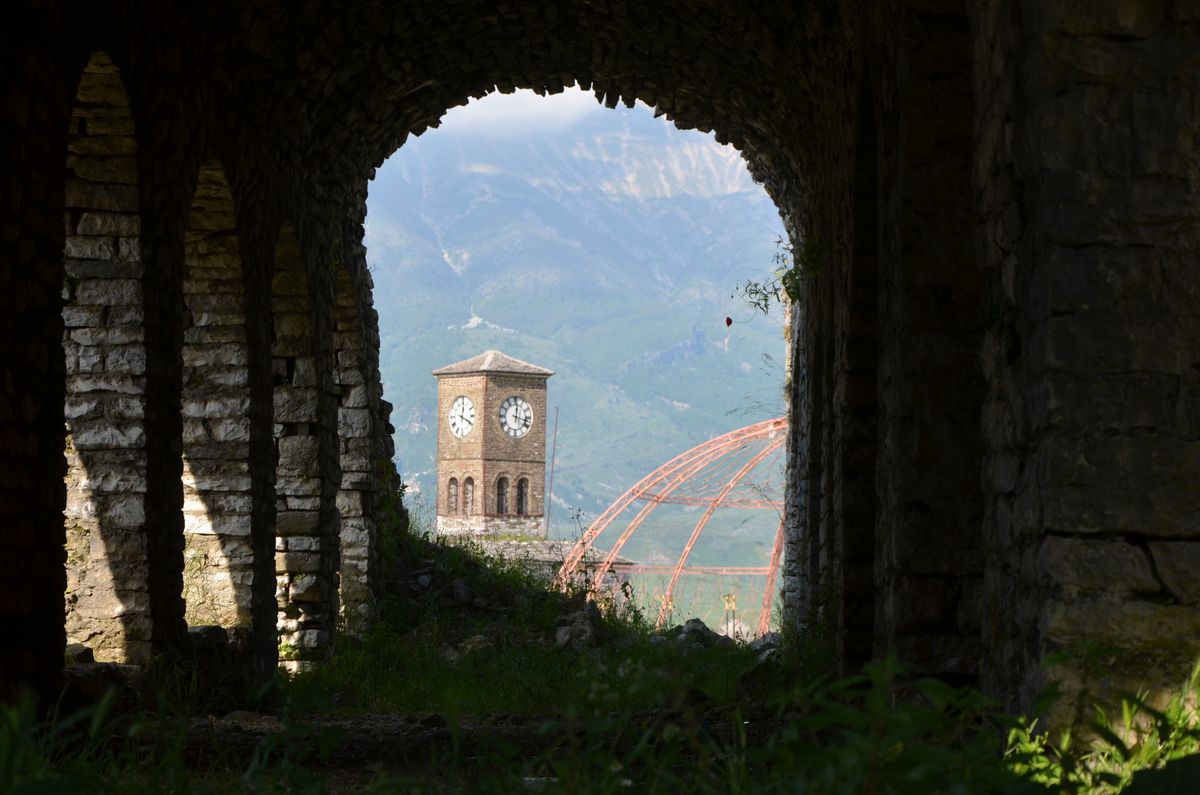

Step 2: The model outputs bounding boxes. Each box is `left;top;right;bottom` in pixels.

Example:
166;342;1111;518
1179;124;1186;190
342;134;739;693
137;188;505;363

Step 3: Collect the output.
17;501;1200;792
1005;658;1200;795
736;236;820;315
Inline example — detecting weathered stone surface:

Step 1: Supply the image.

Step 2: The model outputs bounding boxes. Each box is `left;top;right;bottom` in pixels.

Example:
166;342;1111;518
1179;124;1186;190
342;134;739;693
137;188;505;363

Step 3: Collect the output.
1038;537;1162;596
1146;542;1200;604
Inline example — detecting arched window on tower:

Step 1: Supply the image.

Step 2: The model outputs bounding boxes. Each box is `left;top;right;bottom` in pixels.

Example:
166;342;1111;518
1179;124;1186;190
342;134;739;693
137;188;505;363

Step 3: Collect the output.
463;478;474;515
516;478;529;516
447;478;458;514
496;477;509;515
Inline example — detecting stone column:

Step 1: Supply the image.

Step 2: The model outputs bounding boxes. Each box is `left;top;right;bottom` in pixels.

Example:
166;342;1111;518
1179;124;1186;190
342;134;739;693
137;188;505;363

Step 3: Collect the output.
272;224;338;668
975;0;1200;725
180;161;253;629
334;268;376;630
871;0;984;680
62;53;152;663
834;78;880;672
0;14;71;702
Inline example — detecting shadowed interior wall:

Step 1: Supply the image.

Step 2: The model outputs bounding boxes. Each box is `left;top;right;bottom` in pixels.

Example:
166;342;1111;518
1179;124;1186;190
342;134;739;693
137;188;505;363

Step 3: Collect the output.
0;0;1196;735
869;0;984;680
835;76;880;674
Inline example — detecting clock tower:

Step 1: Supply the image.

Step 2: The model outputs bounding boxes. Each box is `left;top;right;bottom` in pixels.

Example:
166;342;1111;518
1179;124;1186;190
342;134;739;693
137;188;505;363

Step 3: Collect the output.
433;350;553;537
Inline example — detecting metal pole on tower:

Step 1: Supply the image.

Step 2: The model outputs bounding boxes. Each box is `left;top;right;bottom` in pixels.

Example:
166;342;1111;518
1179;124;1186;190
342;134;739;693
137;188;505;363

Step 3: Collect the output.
545;405;559;537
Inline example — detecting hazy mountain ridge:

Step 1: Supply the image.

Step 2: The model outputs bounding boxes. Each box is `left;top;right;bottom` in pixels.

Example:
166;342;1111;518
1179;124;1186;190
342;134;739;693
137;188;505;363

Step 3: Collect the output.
366;101;787;537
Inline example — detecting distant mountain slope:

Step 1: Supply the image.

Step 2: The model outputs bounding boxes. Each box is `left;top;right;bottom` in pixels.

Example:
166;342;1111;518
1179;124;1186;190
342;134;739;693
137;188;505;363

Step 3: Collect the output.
365;90;787;539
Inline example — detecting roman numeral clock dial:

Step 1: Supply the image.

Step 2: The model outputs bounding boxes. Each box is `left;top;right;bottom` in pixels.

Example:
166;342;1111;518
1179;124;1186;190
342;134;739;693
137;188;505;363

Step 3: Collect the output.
499;396;533;438
448;395;475;438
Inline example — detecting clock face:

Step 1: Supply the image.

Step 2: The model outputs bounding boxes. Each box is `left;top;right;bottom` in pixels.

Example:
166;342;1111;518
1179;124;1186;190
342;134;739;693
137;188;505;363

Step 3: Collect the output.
448;395;475;438
499;395;533;438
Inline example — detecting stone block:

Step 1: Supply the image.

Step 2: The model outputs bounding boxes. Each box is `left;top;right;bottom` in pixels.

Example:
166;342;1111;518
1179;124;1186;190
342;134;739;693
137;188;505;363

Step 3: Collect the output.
341;385;369;408
1039;536;1161;596
68;155;139;185
339;518;371;546
277;510;320;535
288;574;327;603
273;388;318;423
117;237;140;263
100;494;145;530
65;179;138;212
1147;542;1200;603
77;212;139;236
336;489;363;517
77;466;146;494
208;418;251;442
104;345;146;375
75;279;140;306
64;236;114;261
85;118;135;136
64;259;142;279
111;398;144;419
64;397;102;420
283;359;312;390
278;435;319;463
62;306;105;328
295;629;330;649
183;346;248;367
183;510;252;537
70;420;144;450
338;408;371;438
274;315;311;339
276;551;322;574
183;493;252;514
283;536;323;552
1044;600;1200;652
181;396;251;419
189;470;252;494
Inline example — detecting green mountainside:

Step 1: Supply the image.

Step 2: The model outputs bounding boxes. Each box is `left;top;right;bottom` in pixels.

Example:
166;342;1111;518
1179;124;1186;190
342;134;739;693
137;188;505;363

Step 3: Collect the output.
365;92;787;577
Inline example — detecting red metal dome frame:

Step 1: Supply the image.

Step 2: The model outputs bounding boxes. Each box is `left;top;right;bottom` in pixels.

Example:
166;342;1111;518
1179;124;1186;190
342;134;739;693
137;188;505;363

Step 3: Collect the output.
555;416;787;635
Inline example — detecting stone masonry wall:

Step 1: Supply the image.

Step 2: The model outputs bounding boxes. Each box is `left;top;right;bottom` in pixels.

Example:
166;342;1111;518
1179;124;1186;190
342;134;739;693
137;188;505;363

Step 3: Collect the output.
974;0;1200;722
180;160;253;628
62;53;151;663
5;0;1200;734
272;224;337;666
334;267;377;629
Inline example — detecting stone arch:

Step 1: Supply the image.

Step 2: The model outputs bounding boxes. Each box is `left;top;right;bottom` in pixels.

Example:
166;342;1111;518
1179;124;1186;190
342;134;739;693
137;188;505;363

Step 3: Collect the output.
179;159;253;629
62;51;151;664
271;223;338;667
447;477;459;514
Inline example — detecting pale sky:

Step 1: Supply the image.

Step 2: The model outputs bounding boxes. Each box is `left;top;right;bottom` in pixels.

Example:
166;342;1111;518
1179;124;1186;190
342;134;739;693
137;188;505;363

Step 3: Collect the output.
435;85;632;138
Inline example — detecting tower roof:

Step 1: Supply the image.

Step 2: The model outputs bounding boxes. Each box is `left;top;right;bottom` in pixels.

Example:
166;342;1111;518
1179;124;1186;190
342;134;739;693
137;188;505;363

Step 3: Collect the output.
432;349;554;377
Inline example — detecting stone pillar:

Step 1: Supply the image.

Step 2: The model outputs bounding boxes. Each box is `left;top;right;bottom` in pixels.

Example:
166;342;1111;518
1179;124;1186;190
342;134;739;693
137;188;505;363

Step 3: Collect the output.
975;0;1200;724
62;53;152;663
180;161;253;628
0;12;71;702
834;78;880;672
334;268;376;629
272;224;338;668
871;0;984;680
